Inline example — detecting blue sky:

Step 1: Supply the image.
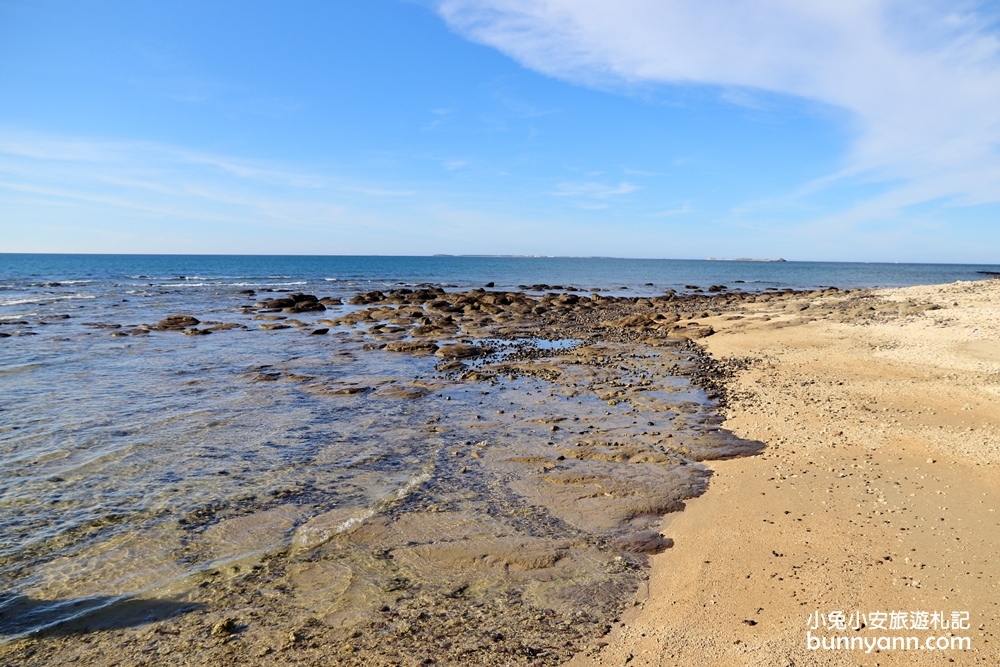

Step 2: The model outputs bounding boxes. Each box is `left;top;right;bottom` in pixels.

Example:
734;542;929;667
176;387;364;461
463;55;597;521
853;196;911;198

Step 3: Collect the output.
1;0;999;261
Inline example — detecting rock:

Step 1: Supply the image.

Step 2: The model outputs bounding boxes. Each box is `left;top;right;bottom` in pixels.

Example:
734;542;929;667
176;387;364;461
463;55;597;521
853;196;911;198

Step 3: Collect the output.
211;617;238;637
310;328;329;335
349;290;386;305
435;343;490;360
259;323;291;330
385;341;440;354
668;324;714;340
613;531;674;554
153;314;199;330
436;360;467;372
378;384;431;399
284;301;326;313
331;386;369;395
183;328;212;336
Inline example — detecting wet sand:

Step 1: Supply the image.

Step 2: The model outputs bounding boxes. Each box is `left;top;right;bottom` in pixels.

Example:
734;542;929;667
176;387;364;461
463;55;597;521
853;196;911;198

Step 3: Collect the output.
572;279;1000;666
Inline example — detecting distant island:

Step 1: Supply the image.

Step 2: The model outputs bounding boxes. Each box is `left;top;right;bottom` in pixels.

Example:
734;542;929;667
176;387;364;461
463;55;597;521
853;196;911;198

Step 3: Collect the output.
705;257;787;262
431;254;608;259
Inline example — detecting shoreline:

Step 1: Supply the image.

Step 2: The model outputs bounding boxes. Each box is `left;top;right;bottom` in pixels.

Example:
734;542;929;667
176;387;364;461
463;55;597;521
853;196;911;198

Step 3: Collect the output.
569;279;1000;665
3;277;998;665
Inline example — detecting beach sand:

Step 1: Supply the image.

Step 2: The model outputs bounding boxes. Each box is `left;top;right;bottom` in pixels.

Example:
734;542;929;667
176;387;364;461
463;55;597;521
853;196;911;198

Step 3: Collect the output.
569;279;1000;666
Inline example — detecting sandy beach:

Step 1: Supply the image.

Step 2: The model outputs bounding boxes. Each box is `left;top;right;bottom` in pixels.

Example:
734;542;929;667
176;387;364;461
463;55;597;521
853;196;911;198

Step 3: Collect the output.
571;279;1000;666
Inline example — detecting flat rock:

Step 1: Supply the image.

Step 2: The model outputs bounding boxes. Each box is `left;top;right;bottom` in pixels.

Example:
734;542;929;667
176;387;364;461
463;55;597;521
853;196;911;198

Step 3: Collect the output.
435;343;490;360
385;341;440;354
613;531;674;554
155;314;199;330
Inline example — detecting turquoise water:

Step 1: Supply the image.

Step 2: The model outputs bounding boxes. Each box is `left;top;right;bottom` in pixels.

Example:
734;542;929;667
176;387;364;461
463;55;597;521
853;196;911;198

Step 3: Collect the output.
3;255;998;303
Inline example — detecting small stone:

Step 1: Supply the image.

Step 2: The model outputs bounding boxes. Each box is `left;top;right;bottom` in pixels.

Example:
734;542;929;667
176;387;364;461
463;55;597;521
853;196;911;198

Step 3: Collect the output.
211;618;238;637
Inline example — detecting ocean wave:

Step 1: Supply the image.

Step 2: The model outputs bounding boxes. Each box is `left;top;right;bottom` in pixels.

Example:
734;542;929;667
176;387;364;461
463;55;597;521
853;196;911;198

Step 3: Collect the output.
150;281;309;288
0;295;96;307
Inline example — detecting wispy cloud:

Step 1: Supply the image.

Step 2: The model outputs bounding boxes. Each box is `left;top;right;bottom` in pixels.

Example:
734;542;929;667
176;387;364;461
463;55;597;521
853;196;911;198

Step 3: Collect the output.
338;185;417;197
0;128;431;251
647;203;694;217
436;0;1000;224
552;180;638;199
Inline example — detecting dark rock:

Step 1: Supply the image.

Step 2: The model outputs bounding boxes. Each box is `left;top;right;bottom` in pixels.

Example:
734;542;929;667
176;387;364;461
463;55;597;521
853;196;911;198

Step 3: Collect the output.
285;301;326;313
436;360;467;372
435;343;490;360
349;290;386;305
310;328;329;335
613;531;674;554
154;314;200;330
332;386;369;395
385;341;440;354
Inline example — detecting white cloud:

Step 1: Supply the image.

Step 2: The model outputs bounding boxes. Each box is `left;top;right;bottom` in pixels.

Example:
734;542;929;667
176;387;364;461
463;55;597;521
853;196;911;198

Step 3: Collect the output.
647;203;694;217
0;128;438;251
436;0;1000;221
552;180;638;199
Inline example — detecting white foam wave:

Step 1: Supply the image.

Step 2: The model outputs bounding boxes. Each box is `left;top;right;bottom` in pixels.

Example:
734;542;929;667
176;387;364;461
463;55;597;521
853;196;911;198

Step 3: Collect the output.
0;295;95;307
